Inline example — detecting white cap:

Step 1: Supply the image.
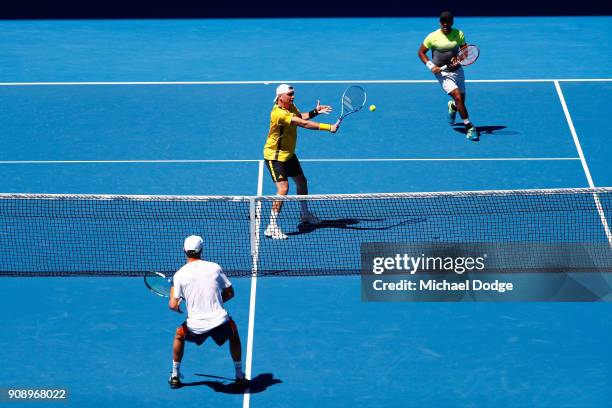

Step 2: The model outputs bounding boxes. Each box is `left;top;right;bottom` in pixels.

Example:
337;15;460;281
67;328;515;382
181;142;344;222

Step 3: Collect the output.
183;235;203;253
274;84;294;101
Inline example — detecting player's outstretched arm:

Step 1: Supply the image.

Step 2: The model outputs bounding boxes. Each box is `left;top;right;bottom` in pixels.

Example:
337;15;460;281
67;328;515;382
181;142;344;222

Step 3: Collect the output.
291;116;338;133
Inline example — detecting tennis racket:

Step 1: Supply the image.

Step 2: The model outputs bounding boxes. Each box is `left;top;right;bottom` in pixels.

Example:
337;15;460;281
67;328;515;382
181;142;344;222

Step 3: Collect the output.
338;85;367;125
144;271;173;297
440;45;480;71
144;271;184;312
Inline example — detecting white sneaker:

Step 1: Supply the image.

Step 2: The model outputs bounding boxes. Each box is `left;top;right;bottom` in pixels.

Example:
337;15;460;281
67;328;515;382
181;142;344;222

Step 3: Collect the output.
264;224;288;239
300;212;321;225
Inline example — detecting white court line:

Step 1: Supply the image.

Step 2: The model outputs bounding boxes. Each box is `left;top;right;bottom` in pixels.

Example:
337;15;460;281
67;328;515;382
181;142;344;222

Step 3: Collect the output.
554;81;612;246
0;79;610;86
300;158;580;162
0;159;260;164
0;158;580;165
244;160;264;408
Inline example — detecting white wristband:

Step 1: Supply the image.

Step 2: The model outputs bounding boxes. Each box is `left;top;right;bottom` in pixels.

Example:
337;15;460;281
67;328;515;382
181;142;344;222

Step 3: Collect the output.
426;61;436;71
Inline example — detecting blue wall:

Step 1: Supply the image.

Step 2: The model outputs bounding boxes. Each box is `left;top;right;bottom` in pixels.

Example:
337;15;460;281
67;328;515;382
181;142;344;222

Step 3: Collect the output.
1;1;610;18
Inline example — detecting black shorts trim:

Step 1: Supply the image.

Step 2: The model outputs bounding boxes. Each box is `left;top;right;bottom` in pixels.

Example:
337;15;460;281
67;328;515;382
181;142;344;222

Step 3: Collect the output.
182;318;235;346
265;155;304;182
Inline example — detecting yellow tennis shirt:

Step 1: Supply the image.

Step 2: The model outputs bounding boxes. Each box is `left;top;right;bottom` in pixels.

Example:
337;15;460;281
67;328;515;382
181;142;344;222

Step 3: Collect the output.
263;104;300;162
423;28;466;68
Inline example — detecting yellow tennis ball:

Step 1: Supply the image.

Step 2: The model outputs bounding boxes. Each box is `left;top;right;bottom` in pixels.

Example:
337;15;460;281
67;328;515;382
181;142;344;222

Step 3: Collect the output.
369;104;376;112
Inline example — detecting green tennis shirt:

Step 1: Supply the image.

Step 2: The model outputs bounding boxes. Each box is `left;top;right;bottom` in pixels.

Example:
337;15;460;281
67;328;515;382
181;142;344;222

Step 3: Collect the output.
423;28;466;68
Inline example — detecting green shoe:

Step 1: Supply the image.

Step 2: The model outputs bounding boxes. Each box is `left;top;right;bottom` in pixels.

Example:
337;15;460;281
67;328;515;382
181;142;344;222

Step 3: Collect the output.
447;100;457;124
466;125;480;141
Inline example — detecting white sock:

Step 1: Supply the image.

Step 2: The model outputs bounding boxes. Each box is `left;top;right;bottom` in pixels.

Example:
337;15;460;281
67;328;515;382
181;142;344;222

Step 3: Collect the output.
269;209;279;226
463;118;471;125
234;361;244;379
172;361;181;377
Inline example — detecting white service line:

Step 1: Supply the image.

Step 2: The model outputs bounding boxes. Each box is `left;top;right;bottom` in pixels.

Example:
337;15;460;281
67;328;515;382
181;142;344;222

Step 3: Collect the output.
0;79;610;86
554;80;612;246
243;160;264;408
0;159;260;164
299;157;580;162
0;157;580;165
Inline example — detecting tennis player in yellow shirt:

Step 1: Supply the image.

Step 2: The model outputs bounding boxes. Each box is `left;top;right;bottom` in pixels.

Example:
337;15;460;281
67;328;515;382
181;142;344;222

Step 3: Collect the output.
263;84;339;239
418;11;479;141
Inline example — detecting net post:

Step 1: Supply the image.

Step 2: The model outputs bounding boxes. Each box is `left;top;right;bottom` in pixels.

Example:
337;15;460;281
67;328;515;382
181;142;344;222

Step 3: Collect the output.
249;197;262;275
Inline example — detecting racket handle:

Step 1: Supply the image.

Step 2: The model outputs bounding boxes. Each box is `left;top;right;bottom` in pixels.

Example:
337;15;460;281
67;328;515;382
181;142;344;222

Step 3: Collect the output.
439;64;448;71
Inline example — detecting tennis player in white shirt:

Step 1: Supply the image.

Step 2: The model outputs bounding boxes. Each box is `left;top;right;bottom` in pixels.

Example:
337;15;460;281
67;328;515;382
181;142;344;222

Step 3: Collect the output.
168;235;247;388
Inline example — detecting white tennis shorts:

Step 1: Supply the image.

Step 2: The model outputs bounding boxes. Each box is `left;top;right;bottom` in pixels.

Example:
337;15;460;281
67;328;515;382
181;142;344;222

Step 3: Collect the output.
435;67;465;94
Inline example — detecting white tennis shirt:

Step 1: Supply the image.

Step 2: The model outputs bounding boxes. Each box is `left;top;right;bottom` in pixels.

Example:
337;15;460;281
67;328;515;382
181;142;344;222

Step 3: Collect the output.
173;260;231;334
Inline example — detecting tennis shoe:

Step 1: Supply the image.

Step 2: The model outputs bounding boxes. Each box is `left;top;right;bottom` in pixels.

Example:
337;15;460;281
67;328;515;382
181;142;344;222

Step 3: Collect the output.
300;212;321;225
168;375;182;389
466;125;480;141
447;100;457;124
235;375;250;386
264;224;288;240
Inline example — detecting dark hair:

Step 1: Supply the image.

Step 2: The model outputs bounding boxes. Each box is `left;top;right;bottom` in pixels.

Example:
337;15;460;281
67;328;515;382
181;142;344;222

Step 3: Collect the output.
440;11;454;22
185;250;201;259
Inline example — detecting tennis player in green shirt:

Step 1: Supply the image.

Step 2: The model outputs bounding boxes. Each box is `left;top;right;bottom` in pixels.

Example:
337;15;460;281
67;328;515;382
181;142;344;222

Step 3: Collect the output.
418;11;479;141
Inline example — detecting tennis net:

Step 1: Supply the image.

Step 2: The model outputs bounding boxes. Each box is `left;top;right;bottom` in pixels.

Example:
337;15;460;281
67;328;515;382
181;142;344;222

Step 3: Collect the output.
1;187;612;277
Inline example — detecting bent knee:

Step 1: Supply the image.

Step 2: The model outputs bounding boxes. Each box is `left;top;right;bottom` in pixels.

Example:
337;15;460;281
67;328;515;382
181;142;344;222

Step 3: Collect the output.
175;325;186;340
276;182;289;195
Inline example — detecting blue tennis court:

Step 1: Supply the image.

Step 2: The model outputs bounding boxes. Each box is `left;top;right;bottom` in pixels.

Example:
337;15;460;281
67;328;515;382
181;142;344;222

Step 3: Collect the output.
1;17;611;407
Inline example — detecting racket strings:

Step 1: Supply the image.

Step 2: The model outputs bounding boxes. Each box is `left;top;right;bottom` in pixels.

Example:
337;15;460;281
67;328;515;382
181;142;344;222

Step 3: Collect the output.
456;45;479;66
342;88;366;113
342;95;355;111
145;274;172;297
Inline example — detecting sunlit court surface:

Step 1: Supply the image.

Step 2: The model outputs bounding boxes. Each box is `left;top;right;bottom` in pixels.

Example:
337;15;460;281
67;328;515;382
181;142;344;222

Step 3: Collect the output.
1;16;611;408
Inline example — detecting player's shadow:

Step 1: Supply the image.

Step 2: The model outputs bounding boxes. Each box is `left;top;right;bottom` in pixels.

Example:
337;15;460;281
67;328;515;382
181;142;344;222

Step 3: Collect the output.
181;373;282;394
451;124;517;137
287;217;426;236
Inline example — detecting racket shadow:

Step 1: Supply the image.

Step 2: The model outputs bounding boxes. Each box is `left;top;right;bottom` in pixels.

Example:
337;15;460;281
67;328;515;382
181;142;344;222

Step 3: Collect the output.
451;124;518;136
287;217;427;236
181;373;282;394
